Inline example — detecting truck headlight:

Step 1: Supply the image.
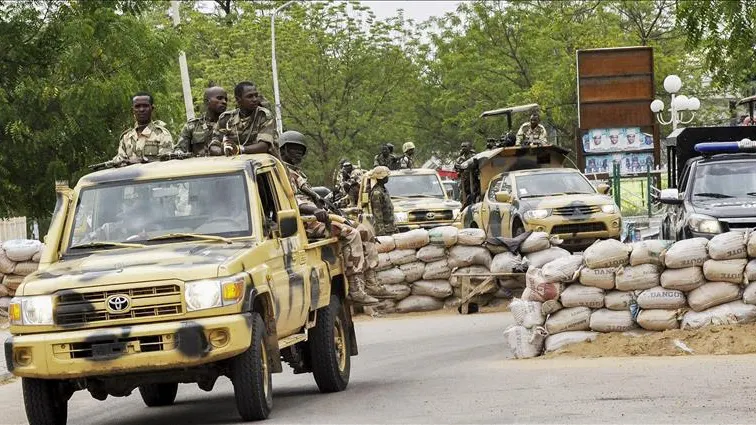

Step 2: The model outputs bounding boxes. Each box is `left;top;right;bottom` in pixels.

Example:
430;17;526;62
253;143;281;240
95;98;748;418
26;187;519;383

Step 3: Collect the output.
687;214;721;234
185;274;245;312
601;204;618;214
394;212;409;223
9;296;54;326
524;209;551;221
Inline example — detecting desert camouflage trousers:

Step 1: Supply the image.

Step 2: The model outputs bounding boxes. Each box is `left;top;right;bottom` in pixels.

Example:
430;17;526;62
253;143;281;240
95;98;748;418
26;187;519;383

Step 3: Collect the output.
305;220;368;277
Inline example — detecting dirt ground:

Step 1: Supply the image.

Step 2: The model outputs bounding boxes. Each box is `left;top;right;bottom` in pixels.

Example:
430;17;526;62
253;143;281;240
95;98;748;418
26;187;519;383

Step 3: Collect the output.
546;322;756;358
353;298;511;322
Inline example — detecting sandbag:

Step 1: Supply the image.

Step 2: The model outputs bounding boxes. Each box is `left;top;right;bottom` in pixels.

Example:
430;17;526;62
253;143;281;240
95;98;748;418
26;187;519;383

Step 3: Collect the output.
708;231;748;260
3;274;24;291
448;245;492;269
376;268;406;285
32;248;42;263
629;240;674;266
0;250;15;275
749;232;756;258
428;226;458;247
559;284;604;309
660;267;705;292
2;240;42;262
503;325;547;359
636;286;686;310
604;290;636;311
544;331;598;353
544;307;591;335
637;309;680;331
395;295;444;313
416;245;446;263
583;239;631;269
449;265;489;288
499;278;525;289
687;281;741;312
389;249;418;266
663;238;709;269
744;282;756;305
0;296;10;311
12;262;38;276
520;232;551;254
522;283;561;303
589;309;638;333
703;259;747;284
542;255;584;283
0;284;8;298
541;299;563;315
509;298;545;328
747;260;756;282
525;247;570;269
423;259;451;280
376;253;393;271
444;296;462;309
457;228;486;246
376;236;396;253
681;301;756;329
370;299;398;314
579;267;615;290
615;264;660;291
490;252;524;274
411;280;453;299
399;262;425;283
393;229;430;250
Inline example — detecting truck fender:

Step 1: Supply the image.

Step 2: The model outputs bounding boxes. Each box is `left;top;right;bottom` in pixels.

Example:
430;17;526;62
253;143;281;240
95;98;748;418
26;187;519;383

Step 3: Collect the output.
241;284;282;373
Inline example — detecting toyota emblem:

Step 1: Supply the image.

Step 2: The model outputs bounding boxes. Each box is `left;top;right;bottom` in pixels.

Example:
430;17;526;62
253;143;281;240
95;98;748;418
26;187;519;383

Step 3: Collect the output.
106;295;131;314
425;212;436;220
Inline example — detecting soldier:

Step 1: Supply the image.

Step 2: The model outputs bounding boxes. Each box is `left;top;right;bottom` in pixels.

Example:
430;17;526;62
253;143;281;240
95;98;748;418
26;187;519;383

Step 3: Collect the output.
334;161;354;199
455;142;476;207
374;144;393;167
515;112;548;146
176;86;228;156
455;141;476;164
209;81;280;158
369;166;396;236
113;92;173;162
386;143;400;170
398;142;415;169
279;130;381;305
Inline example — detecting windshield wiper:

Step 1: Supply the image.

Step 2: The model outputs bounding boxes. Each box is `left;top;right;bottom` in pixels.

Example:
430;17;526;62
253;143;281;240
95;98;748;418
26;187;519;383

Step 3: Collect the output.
693;192;734;199
147;232;233;244
70;241;147;249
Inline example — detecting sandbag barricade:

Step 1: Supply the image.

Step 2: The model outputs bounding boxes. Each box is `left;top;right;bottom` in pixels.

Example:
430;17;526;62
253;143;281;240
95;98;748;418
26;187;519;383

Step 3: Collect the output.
0;240;43;316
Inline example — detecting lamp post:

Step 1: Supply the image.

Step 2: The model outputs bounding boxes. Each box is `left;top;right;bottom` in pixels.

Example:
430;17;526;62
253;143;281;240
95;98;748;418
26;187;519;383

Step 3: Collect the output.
171;1;194;120
650;75;700;130
271;0;298;134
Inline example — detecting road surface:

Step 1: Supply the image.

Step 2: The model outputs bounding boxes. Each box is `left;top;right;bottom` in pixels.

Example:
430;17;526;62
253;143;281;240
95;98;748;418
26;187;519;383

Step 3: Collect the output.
2;312;756;424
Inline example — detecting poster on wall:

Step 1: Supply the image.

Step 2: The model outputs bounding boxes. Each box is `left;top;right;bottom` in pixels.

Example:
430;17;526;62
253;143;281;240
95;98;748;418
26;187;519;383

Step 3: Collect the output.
584;152;655;175
582;127;653;153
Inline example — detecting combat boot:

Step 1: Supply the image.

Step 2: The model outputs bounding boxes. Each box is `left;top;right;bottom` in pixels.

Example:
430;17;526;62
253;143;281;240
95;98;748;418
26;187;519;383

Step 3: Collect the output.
348;275;379;306
364;269;394;299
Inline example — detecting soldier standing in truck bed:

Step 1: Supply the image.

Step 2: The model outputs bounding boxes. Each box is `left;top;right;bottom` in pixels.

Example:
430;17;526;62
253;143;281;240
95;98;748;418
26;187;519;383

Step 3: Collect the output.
114;92;173;162
369;166;396;236
176;86;228;156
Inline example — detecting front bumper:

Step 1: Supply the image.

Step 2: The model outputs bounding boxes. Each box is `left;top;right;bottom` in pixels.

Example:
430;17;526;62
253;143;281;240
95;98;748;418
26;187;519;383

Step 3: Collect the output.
6;313;252;379
524;213;622;241
396;219;463;232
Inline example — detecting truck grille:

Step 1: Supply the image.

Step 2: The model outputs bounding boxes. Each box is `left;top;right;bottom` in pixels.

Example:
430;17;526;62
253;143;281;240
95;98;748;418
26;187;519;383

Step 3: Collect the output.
408;209;454;222
551;222;606;234
552;205;601;216
55;284;183;326
721;220;756;231
60;334;176;360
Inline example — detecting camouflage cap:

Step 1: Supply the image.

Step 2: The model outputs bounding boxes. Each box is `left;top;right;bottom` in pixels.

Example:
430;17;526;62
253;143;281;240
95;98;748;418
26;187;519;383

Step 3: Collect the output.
371;166;390;179
403;142;415;153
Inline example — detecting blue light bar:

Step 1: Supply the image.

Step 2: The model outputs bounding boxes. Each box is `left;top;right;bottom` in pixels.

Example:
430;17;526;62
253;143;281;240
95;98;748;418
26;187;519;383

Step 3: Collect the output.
694;139;756;154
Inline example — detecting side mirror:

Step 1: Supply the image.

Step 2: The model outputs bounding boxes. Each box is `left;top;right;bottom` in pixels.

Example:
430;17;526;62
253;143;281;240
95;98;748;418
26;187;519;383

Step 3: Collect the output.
495;191;512;203
659;188;683;205
597;183;611;195
278;209;299;238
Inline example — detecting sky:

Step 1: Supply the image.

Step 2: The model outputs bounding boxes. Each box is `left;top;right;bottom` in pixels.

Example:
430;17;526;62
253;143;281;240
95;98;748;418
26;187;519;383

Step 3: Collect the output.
362;1;461;23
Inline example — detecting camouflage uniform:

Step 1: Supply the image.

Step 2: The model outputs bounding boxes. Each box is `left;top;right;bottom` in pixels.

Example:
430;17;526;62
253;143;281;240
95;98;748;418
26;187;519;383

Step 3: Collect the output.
515;122;547;145
176;114;217;155
210;107;280;158
114;120;173;162
370;182;396;236
374;153;393;167
398;155;413;169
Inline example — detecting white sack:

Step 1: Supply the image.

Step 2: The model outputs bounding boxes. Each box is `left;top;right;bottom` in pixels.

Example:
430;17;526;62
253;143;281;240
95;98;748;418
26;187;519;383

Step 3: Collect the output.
687;281;741;312
637;309;680;331
448;245;492;269
520;232;551;254
2;240;42;262
0;250;15;275
636;286;686;310
395;295;444;313
376;268;406;285
399;262;426;283
544;331;598;353
589;309;638;333
583;239;631;269
663;238;709;269
490;252;524;274
748;232;756;258
545;307;591;335
389;249;418;266
579;267;616;290
559;284;604;309
604;290;636;311
32;249;43;262
525;247;570;269
615;264;660;291
510;298;545;328
12;262;38;277
423;259;451;280
541;299;563;315
746;260;756;282
703;259;747;284
376;236;396;253
393;229;430;250
660;267;705;292
743;281;756;305
629;240;673;266
457;228;486;246
542;255;584;283
681;301;756;329
708;231;747;260
411;280;453;299
428;226;458;247
384;284;411;300
502;325;547;359
416;245;446;263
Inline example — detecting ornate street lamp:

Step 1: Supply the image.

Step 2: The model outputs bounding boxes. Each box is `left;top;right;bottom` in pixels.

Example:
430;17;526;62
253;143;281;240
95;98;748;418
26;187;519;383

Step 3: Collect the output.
650;75;700;130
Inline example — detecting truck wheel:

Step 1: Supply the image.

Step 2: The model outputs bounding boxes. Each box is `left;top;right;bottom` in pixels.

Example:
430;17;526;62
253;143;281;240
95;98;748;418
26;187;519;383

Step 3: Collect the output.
138;383;178;407
513;220;525;237
22;378;68;425
230;312;272;421
309;295;351;393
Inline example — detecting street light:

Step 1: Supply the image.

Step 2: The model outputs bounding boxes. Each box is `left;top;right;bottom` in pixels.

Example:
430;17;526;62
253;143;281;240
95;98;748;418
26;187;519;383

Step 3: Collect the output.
650;75;700;131
271;0;298;134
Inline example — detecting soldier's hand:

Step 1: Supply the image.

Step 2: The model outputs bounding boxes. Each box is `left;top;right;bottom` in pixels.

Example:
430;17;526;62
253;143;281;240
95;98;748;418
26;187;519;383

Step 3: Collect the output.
314;208;329;223
222;142;240;156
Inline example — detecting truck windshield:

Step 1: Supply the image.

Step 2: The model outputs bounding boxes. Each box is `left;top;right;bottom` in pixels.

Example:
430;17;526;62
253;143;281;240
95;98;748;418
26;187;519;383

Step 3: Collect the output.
385;174;445;198
515;172;595;198
69;172;252;250
691;161;756;200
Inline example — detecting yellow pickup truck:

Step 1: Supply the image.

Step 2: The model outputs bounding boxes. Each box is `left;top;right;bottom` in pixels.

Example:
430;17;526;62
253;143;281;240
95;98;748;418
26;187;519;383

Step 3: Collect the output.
6;154;358;424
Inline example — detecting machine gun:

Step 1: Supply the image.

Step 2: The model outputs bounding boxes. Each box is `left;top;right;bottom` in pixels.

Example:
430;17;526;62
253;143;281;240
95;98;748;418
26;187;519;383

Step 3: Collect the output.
158;152;194;161
88;157;149;171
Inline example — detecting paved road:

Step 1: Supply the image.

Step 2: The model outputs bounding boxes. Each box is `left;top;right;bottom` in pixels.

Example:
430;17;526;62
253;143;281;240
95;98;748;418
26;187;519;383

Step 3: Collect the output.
2;312;756;424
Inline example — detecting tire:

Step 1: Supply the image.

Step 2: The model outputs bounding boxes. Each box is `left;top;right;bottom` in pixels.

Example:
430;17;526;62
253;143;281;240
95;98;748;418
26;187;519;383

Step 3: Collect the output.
512;220;525;237
308;295;351;393
22;378;68;425
230;312;272;421
138;383;178;407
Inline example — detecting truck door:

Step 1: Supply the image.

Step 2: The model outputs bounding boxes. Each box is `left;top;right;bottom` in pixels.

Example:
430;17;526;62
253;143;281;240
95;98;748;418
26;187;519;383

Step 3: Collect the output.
254;166;309;337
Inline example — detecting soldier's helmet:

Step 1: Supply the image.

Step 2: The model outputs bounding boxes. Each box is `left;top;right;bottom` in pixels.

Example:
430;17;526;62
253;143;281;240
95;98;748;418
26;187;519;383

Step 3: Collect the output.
461;142;472;149
279;130;307;152
342;161;353;169
402;142;416;153
371;166;390;180
386;143;395;152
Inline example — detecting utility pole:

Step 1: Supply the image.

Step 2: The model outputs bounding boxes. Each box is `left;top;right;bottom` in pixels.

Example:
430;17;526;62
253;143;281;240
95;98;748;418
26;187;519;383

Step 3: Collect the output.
271;0;298;134
171;1;195;120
